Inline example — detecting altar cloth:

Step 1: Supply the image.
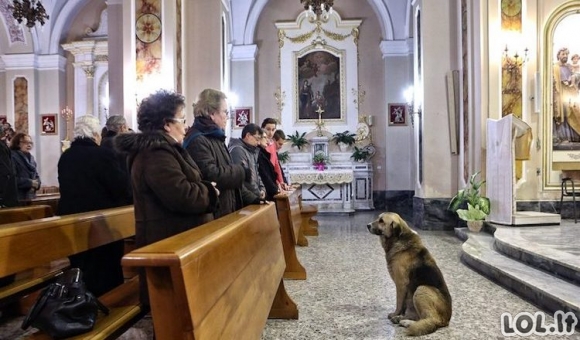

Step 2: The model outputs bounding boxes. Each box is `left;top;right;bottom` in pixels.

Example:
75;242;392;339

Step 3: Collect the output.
289;169;354;185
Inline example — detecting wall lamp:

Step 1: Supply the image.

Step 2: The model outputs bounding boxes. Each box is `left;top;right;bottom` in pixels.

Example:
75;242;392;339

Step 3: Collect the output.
404;86;421;126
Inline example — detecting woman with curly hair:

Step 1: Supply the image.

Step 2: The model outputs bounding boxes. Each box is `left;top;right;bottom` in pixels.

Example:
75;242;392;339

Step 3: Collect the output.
115;89;219;304
10;133;40;201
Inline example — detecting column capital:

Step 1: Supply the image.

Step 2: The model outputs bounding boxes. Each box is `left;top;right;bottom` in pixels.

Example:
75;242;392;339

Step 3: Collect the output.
380;39;413;58
231;44;258;62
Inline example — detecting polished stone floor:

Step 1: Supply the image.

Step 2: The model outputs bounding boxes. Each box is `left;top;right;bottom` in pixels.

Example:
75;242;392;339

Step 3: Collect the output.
2;211;579;339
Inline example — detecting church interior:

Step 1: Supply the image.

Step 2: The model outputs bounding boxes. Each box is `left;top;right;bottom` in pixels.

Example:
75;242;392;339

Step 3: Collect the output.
1;0;580;339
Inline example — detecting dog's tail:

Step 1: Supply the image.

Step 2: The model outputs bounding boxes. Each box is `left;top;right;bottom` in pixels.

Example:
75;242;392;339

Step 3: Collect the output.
406;318;440;337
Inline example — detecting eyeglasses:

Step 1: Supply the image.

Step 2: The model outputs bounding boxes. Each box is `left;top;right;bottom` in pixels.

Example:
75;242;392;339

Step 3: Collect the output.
22;141;34;146
252;134;263;142
170;118;187;124
222;109;230;118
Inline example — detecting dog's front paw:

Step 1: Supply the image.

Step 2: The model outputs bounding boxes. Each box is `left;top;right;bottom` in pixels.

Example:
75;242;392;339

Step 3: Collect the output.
388;313;402;324
399;319;415;328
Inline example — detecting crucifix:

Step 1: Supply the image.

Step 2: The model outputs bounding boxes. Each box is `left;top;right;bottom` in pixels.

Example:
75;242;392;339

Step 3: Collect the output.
315;105;325;136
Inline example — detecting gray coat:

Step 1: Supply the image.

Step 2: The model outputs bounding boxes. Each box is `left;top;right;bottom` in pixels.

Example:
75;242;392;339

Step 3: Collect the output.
228;138;264;198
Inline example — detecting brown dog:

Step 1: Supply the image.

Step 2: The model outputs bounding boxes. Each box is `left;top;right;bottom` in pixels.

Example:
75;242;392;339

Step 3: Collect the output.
367;212;452;336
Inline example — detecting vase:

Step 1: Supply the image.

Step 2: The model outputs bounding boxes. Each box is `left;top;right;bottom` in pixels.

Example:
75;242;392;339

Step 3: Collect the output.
467;220;484;232
338;142;348;152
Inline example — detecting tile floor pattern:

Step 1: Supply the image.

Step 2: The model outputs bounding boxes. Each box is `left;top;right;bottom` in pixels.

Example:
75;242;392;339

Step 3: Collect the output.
1;211;579;339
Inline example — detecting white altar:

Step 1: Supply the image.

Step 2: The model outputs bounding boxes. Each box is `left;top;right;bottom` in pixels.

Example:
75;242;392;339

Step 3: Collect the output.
282;136;374;213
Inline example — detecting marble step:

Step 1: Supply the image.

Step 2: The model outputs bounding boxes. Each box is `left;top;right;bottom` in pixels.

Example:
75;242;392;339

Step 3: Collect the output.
493;227;580;285
456;228;580;322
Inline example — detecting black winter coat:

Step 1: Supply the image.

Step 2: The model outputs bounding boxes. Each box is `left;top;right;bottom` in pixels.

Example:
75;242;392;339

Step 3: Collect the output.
184;116;258;218
57;138;131;215
258;147;279;201
0;141;17;207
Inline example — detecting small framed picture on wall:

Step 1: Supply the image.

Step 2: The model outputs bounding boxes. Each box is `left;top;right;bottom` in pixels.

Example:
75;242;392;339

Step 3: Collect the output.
234;107;252;129
40;114;57;135
388;103;407;126
0;115;7;125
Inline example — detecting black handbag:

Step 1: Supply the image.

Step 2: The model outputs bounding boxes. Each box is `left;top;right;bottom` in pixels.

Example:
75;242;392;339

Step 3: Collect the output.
21;268;109;339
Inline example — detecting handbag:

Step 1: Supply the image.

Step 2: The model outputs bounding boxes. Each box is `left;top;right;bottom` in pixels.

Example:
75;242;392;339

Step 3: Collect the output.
21;268;109;339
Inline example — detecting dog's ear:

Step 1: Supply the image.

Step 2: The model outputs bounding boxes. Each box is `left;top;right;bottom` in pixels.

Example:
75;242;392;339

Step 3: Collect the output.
389;221;401;238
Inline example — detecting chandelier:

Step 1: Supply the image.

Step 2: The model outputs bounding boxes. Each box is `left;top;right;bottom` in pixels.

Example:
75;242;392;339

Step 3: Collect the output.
300;0;334;22
9;0;49;29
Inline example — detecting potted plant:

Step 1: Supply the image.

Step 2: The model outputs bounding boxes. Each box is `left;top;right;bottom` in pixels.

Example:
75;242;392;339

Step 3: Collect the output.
278;151;290;164
448;171;491;232
287;131;308;151
332;130;357;151
312;153;328;171
351;146;370;162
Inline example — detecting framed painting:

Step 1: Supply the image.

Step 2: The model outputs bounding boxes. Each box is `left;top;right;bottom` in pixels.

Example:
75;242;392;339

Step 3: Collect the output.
233;107;252;129
388;103;407;126
297;50;342;121
0;115;6;126
40;114;57;135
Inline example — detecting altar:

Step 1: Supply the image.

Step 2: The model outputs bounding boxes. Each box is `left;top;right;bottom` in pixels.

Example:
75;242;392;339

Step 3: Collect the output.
282;135;374;214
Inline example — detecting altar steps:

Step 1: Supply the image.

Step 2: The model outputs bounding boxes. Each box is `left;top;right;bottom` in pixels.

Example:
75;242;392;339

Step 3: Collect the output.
456;224;580;323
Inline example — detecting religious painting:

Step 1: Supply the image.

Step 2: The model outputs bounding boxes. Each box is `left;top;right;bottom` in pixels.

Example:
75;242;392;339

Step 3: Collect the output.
549;11;580;169
40;114;57;135
297;50;341;121
0;116;6;126
388;103;407;126
234;107;252;129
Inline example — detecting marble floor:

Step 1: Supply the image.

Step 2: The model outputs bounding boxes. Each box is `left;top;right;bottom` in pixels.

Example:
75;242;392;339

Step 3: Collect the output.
2;211;580;339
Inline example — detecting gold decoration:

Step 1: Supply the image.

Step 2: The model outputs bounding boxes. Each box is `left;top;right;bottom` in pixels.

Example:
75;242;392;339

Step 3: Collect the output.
281;29;316;43
321;27;351;41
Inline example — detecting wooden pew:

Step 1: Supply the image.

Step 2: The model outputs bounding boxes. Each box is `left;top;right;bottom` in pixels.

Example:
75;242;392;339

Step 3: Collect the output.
274;190;307;280
0;206;144;339
20;194;60;215
298;191;319;236
122;204;298;340
0;205;53;224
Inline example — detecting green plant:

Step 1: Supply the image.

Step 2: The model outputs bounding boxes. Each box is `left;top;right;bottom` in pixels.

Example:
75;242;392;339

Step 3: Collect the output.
351;146;370;162
287;131;308;150
448;172;491;221
331;130;357;146
312;153;328;165
278;151;290;164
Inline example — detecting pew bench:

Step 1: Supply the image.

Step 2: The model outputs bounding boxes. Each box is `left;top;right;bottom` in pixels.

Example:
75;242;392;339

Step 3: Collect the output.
274;190;307;280
0;206;145;339
0;205;54;225
122;204;298;340
298;194;319;236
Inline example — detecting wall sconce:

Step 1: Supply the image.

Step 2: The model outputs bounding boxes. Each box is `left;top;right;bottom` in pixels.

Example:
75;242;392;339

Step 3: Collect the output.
503;45;528;70
404;86;421;126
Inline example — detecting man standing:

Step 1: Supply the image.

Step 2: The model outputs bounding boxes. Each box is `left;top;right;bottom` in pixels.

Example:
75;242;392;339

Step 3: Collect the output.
228;123;265;199
0;125;18;207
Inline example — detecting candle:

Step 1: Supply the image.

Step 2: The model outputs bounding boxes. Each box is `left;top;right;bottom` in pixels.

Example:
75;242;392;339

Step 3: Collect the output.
366;115;374;126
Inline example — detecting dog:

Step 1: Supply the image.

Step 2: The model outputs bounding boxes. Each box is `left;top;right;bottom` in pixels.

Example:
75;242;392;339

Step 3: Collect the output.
367;212;452;336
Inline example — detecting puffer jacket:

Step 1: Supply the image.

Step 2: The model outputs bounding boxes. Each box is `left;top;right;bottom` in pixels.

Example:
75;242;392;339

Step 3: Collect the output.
228;138;264;198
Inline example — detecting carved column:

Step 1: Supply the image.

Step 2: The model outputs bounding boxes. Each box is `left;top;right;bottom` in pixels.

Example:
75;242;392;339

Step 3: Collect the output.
83;65;95;115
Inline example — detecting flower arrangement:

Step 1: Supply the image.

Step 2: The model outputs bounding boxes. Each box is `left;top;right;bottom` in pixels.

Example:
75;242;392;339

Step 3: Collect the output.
448;171;490;232
312;153;328;171
351;146;370;162
331;130;357;146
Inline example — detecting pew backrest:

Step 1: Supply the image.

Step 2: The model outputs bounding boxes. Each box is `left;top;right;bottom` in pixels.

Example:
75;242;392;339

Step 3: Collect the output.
122;204;291;340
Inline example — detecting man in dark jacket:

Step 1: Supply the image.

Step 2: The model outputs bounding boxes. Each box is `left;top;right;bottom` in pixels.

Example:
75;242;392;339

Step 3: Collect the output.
101;115;133;203
228;123;265;199
184;88;259;218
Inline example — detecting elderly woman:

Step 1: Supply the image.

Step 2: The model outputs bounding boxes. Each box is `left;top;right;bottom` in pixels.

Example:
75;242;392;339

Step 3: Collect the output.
183;88;259;218
116;90;219;304
10;133;40;201
57;115;132;296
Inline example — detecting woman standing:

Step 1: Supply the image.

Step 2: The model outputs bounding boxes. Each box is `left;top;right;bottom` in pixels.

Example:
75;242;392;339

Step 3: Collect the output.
116;90;219;305
183;88;258;218
58;115;132;296
10;133;40;202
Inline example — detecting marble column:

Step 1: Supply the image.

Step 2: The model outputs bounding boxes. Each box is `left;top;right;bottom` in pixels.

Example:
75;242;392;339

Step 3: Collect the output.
83;65;95;116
